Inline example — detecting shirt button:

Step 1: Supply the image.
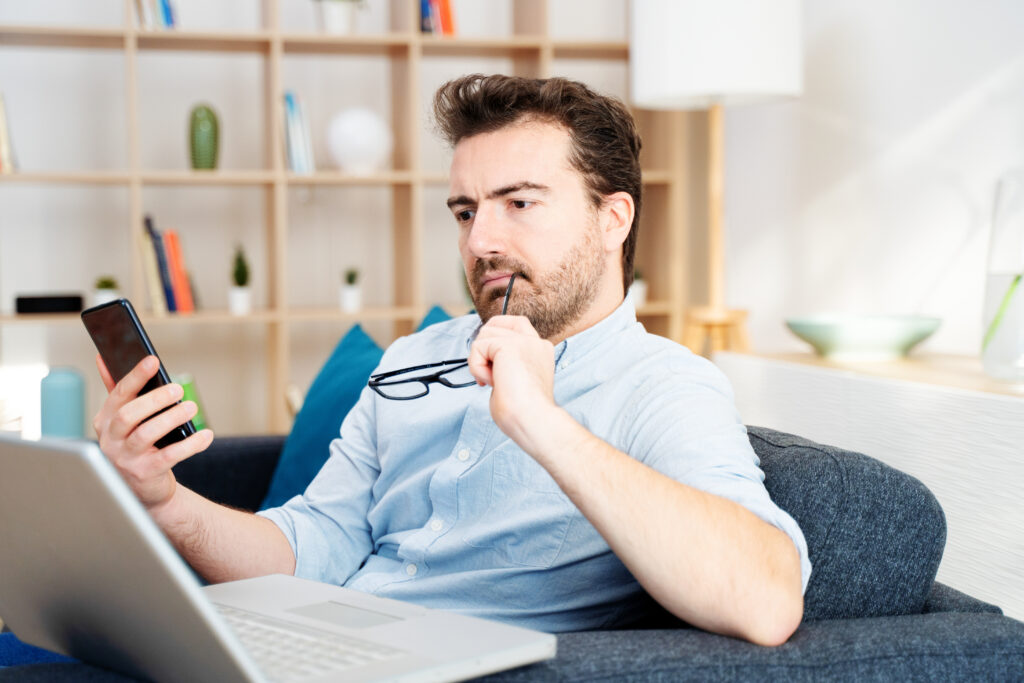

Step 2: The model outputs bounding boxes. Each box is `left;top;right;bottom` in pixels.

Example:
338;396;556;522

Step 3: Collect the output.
405;564;418;576
457;448;470;461
429;519;443;532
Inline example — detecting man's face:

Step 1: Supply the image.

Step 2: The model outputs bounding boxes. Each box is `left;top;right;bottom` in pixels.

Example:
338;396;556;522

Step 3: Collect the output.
447;119;609;341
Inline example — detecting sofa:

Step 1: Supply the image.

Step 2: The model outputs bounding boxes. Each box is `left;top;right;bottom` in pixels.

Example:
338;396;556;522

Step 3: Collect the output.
3;426;1023;681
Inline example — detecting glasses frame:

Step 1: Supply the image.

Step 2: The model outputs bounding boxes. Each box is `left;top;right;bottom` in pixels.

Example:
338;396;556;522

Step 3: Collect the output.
367;273;519;401
368;359;476;400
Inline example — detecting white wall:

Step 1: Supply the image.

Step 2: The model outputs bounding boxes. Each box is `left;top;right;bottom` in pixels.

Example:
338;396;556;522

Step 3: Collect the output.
726;0;1024;354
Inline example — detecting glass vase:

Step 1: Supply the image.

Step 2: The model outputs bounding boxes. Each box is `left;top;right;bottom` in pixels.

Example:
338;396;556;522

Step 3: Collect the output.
982;168;1024;381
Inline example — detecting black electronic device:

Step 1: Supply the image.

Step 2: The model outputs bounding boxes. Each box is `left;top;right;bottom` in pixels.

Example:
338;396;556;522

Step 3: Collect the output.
81;298;196;448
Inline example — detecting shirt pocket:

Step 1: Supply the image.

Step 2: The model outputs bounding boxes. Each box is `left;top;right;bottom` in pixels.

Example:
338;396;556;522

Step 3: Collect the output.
461;444;575;569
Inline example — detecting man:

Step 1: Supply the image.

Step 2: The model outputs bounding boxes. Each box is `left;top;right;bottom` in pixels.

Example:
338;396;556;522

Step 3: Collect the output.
93;74;810;646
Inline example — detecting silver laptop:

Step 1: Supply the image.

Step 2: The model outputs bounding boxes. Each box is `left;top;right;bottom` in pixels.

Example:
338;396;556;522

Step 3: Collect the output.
0;434;556;682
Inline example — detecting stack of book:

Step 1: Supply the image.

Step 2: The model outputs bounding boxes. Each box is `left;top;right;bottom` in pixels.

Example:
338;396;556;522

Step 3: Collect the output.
141;215;195;315
0;94;16;174
134;0;178;30
283;91;314;174
421;0;456;35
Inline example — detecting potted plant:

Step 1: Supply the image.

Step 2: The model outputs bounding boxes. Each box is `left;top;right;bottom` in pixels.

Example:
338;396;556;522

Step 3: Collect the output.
314;0;365;34
339;267;361;313
229;245;252;316
629;268;648;308
93;275;121;307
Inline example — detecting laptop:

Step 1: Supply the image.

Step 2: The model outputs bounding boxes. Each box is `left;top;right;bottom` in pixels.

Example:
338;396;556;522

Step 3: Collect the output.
0;434;556;682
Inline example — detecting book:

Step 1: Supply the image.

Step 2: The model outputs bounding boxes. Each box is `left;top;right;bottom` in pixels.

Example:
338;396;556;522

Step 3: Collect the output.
436;0;456;36
133;0;154;29
140;227;167;316
0;93;15;174
158;0;176;28
420;0;434;33
283;91;313;174
296;97;315;174
144;215;177;312
162;229;194;314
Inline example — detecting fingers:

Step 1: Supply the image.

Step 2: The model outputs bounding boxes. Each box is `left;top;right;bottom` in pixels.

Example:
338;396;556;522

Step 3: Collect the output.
123;397;196;452
155;427;215;471
96;354;116;393
108;382;184;443
112;356;161;403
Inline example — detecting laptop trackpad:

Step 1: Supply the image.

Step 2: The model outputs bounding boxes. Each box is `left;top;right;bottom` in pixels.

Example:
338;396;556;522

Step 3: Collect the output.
287;601;404;629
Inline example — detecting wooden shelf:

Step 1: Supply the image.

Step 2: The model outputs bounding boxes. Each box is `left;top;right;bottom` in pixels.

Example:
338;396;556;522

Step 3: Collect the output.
1;1;691;434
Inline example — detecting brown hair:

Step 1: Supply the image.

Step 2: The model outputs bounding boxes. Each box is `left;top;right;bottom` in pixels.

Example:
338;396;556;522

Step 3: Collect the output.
433;74;643;291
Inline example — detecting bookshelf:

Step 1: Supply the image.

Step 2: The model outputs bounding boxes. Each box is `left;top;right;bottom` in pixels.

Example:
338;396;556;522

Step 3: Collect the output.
0;0;696;435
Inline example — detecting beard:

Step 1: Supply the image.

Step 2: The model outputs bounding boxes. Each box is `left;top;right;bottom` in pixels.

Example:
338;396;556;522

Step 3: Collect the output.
468;224;606;340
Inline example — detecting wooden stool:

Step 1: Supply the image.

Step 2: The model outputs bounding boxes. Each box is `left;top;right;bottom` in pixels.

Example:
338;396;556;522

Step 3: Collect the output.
683;307;751;357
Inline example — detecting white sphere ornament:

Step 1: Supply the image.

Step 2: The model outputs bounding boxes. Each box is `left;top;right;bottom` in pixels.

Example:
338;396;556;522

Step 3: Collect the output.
326;108;393;175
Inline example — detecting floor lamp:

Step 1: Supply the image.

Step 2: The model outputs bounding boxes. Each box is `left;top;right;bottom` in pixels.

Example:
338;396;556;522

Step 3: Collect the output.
629;0;802;356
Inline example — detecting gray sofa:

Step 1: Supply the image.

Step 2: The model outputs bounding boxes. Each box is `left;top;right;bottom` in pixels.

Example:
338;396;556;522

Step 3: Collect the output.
4;427;1023;680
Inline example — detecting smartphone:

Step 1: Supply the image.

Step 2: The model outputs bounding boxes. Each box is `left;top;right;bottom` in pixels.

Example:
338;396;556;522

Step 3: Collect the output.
81;298;197;448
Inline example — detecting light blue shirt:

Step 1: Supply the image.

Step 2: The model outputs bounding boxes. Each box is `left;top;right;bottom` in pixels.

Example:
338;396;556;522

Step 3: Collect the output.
259;296;811;632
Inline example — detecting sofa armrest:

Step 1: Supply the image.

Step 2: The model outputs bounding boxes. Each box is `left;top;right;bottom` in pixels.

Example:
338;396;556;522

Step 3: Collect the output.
924;582;1003;615
171;435;285;512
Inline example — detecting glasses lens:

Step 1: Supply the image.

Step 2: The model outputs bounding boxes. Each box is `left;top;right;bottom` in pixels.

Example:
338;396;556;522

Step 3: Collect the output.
373;379;429;400
438;362;475;387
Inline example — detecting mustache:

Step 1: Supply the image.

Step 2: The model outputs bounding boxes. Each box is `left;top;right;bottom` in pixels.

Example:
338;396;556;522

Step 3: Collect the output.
471;258;532;295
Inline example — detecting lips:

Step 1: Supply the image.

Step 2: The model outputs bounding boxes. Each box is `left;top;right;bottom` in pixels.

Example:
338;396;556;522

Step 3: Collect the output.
481;273;513;289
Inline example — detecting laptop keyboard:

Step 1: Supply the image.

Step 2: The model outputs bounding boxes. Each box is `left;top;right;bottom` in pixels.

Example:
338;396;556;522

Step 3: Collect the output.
216;604;404;682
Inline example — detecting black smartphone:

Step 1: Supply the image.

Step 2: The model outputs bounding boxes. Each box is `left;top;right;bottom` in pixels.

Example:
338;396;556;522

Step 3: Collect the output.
81;298;197;448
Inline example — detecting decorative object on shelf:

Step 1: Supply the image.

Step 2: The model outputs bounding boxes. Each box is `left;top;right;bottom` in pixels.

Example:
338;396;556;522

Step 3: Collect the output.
14;294;83;314
340;268;362;313
326;108;393;176
189;104;219;170
629;268;648;309
315;0;365;34
631;0;802;357
785;314;941;362
982;168;1024;382
421;0;456;35
283;91;314;174
92;276;120;307
229;244;251;316
40;366;85;439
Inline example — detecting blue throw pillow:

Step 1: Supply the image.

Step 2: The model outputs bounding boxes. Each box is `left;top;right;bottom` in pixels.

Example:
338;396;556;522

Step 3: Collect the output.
260;307;453;510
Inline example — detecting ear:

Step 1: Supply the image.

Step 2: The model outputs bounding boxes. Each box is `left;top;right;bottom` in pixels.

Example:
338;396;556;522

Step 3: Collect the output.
600;191;635;254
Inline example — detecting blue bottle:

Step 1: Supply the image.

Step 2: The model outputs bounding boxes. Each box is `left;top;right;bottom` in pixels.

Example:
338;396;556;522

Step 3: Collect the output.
40;367;85;439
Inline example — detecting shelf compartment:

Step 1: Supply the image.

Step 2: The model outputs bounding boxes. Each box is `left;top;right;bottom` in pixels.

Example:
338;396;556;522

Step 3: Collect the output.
0;25;125;49
135;30;273;53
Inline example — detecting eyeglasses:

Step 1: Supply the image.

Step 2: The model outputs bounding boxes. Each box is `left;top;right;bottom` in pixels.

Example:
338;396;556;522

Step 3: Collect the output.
368;274;518;400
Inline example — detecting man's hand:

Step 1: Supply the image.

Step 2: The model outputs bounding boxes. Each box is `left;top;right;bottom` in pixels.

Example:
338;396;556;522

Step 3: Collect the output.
92;354;214;515
467;315;559;451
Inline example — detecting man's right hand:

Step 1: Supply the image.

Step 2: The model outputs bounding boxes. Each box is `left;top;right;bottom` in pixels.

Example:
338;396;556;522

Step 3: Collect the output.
92;354;214;514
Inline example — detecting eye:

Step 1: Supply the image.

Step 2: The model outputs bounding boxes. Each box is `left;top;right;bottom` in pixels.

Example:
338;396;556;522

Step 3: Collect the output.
510;200;534;210
455;209;475;223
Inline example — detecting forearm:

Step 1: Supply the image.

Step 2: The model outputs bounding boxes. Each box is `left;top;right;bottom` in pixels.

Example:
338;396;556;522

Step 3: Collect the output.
151;485;296;584
522;407;803;646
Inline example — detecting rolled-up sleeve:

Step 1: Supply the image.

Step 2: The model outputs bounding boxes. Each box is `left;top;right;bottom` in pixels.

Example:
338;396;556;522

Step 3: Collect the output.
257;384;381;585
623;356;813;593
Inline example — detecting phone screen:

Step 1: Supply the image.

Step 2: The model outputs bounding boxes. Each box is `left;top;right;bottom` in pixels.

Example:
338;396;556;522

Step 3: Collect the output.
82;298;196;447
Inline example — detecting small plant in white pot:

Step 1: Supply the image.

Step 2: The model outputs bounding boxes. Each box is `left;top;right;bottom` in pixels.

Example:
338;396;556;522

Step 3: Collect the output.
339;268;361;313
314;0;365;34
629;268;648;308
229;245;252;316
92;275;121;307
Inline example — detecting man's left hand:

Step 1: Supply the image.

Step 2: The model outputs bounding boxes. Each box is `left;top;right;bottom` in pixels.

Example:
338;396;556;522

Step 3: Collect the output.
467;315;558;449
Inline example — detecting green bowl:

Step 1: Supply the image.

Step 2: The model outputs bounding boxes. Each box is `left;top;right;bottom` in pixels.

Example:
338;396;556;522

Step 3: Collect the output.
785;314;941;361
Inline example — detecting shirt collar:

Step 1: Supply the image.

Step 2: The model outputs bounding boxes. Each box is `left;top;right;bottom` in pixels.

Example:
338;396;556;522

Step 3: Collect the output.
464;292;638;371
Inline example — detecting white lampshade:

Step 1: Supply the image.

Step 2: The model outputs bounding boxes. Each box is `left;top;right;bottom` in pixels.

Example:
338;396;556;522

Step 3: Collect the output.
630;0;803;110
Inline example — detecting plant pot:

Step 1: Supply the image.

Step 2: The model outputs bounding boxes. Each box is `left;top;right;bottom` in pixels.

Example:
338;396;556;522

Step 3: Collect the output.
319;1;358;34
92;288;120;307
229;286;252;316
629;279;648;308
339;284;362;313
189;104;219;170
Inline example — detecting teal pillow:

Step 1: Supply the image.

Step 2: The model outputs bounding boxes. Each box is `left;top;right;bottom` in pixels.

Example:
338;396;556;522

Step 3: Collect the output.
260;307;453;510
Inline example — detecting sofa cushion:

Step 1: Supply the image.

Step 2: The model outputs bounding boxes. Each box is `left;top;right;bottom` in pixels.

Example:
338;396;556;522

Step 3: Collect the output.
260;307;452;509
747;427;946;620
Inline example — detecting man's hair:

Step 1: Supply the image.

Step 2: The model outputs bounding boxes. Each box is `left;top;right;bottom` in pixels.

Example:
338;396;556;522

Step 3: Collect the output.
433;74;643;291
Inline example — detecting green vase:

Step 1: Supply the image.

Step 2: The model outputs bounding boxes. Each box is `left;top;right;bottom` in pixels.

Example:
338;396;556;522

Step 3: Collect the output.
189;104;219;170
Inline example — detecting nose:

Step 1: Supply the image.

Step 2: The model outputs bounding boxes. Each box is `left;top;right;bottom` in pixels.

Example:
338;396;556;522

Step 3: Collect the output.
465;203;507;258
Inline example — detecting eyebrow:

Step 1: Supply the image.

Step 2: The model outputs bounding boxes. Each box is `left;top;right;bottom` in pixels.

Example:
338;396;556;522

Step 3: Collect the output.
446;181;550;209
